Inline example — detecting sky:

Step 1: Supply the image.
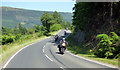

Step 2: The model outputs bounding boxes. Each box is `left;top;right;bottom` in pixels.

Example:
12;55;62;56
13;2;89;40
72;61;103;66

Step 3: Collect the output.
2;1;76;13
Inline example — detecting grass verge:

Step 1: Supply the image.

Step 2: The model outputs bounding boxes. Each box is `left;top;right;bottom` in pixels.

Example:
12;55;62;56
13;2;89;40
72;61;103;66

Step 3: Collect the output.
66;33;118;67
0;30;60;67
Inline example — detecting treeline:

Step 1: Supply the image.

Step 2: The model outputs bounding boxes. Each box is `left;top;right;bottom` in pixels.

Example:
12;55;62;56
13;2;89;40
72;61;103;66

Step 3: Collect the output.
2;24;47;45
73;2;120;34
70;2;120;59
40;11;71;32
2;11;72;45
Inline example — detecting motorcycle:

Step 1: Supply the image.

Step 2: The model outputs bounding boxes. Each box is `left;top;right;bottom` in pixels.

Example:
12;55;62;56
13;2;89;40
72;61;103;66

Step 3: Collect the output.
58;42;66;54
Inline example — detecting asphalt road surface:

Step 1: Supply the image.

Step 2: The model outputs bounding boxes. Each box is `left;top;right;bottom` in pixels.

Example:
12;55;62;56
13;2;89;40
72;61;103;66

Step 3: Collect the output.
3;30;118;70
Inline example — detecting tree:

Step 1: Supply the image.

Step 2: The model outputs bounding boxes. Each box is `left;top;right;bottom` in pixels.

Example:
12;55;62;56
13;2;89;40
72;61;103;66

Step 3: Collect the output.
40;12;54;32
2;27;13;35
61;20;66;29
53;11;63;24
72;2;91;30
40;25;47;35
66;21;71;29
34;24;41;32
40;11;64;32
27;28;34;34
18;23;27;35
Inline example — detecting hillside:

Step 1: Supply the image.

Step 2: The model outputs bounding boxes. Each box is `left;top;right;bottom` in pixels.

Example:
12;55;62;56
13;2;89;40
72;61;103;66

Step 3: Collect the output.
2;7;72;28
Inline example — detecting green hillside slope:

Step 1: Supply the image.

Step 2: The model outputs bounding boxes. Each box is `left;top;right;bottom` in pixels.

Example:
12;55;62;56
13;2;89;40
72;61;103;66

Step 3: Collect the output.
2;7;72;28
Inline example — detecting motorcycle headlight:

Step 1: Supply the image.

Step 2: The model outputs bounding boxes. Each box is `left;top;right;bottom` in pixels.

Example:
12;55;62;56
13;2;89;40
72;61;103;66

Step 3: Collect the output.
62;43;66;46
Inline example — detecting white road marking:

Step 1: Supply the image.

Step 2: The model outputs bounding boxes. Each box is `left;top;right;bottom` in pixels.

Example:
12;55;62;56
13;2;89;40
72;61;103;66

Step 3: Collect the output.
42;45;45;53
2;33;59;68
43;43;54;62
45;54;53;62
43;45;45;49
3;44;33;68
3;30;62;68
60;67;65;70
66;51;117;68
42;48;44;53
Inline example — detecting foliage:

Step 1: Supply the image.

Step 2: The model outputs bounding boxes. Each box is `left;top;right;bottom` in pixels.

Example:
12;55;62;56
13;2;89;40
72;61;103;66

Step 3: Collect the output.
2;11;68;45
2;35;15;45
91;32;120;59
65;21;71;30
72;2;120;43
110;32;120;43
40;11;65;32
34;24;41;33
73;2;120;31
40;12;54;32
72;2;91;30
53;11;63;24
2;24;44;45
18;23;27;35
50;24;62;32
27;28;34;34
15;34;21;40
71;2;120;60
61;20;66;29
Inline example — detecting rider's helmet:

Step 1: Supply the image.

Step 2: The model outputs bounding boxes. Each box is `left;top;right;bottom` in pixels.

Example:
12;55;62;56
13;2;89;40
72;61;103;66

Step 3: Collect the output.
55;35;58;37
57;35;59;37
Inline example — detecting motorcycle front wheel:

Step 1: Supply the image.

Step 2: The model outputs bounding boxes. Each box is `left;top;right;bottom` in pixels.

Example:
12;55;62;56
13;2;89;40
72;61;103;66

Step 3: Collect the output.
61;47;65;54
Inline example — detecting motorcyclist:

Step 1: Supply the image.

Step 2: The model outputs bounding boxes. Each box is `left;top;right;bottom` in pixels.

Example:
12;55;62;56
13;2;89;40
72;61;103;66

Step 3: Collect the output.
64;30;67;35
60;38;67;46
55;35;59;42
58;38;68;53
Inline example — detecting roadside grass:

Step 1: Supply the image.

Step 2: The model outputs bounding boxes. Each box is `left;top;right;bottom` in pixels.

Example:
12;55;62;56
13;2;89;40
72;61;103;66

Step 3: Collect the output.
78;54;118;66
0;30;60;66
66;33;118;67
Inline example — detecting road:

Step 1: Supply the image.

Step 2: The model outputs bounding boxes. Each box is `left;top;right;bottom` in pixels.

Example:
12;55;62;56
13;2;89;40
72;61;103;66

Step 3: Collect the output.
3;30;118;70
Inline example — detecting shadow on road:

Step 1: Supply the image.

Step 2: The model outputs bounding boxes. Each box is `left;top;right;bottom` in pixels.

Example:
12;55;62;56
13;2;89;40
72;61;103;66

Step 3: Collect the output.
56;52;64;55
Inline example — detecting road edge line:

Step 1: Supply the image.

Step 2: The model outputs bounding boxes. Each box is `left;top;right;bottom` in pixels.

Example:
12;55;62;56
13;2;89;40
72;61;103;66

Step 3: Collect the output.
2;30;60;68
66;51;117;68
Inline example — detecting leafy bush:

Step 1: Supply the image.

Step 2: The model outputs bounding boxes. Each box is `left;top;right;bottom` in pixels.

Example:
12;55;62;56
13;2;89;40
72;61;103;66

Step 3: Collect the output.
91;32;120;59
15;34;21;40
2;35;15;45
37;32;43;37
110;32;120;43
50;24;61;32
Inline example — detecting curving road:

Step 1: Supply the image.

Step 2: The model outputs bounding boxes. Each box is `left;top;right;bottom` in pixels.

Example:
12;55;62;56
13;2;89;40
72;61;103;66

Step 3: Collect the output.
3;30;118;70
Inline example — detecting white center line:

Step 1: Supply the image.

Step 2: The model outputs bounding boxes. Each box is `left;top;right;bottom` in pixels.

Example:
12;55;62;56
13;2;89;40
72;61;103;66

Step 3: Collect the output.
43;45;45;53
43;45;45;49
60;67;65;70
45;54;53;62
60;67;63;68
42;49;44;53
